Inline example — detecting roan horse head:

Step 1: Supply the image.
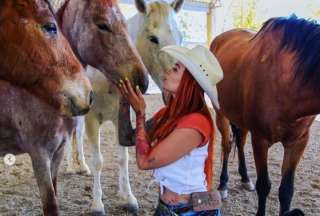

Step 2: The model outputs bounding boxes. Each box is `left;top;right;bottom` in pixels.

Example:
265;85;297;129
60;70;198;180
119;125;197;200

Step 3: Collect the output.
57;0;149;93
128;0;184;91
0;0;94;117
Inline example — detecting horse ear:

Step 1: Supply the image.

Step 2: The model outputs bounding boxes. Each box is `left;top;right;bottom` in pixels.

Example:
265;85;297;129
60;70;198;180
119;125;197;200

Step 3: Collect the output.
55;0;70;28
171;0;184;12
134;0;146;14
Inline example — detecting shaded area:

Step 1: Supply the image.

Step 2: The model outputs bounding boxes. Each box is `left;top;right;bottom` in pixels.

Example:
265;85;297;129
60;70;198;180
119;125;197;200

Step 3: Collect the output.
0;94;319;216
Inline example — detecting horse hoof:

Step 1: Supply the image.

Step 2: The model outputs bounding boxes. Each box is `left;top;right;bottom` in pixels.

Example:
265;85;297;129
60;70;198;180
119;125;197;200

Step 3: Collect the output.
122;203;139;213
91;211;106;216
219;189;228;200
283;208;304;216
242;180;255;191
77;166;91;176
120;195;139;213
65;168;77;175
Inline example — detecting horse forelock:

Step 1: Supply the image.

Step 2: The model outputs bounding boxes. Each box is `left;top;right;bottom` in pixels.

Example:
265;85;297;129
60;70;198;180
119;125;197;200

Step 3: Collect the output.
256;16;320;92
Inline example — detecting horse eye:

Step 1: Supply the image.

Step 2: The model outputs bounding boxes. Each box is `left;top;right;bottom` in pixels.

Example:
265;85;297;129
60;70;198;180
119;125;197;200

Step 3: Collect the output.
41;23;57;36
97;23;112;33
149;35;159;44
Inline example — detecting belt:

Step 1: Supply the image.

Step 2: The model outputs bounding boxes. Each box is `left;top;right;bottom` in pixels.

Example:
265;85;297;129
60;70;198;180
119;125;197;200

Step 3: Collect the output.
159;199;193;214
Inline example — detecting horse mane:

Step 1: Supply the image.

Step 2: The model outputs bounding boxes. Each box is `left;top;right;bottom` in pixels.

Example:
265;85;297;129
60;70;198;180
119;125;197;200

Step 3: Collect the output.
256;15;320;92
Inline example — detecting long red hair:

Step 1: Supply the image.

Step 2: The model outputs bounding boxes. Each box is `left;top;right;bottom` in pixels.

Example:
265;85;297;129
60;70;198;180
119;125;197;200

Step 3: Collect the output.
149;70;215;190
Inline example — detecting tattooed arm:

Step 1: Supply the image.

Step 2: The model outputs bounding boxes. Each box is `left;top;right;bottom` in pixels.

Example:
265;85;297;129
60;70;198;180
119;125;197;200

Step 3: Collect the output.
130;116;154;144
135;114;152;168
135;112;203;170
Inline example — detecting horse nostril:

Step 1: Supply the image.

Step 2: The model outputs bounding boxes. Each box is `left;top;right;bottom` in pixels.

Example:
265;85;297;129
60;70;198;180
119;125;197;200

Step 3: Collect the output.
137;75;149;94
89;91;95;106
68;96;90;116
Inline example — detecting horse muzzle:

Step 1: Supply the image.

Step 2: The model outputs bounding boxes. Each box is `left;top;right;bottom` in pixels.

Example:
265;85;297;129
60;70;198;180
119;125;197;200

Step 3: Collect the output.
68;90;95;116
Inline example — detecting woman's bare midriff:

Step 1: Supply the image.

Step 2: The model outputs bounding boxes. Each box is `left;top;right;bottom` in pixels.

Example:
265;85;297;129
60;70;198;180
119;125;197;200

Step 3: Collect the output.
160;186;191;205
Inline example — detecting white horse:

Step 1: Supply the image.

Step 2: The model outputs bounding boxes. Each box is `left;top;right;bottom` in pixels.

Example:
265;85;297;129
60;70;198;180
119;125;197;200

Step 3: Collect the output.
64;0;184;214
128;0;183;92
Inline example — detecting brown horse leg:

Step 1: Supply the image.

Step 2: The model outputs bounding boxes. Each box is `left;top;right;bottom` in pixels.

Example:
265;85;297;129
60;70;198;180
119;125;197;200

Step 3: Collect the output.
216;113;232;199
279;134;308;216
51;142;65;194
30;152;59;216
252;134;271;216
231;124;255;191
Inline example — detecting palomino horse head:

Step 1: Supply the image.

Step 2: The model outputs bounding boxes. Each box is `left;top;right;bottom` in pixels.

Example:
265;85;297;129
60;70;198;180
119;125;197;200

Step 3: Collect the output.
0;0;93;117
57;0;149;93
128;0;184;90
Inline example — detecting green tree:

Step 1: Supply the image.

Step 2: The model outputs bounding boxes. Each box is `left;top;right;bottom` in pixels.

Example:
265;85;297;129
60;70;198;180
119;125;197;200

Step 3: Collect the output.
232;0;261;31
311;9;320;19
308;0;320;20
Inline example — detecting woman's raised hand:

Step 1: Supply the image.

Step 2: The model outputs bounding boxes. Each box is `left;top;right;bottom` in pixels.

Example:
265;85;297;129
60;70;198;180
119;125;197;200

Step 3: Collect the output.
118;78;146;116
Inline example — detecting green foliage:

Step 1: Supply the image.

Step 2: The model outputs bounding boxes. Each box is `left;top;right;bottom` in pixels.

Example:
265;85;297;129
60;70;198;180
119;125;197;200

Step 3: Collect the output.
232;0;262;31
312;10;320;19
307;0;320;20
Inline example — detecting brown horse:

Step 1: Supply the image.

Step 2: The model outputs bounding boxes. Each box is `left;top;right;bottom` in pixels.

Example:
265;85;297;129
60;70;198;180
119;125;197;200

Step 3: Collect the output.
0;0;93;215
0;0;93;116
211;16;320;216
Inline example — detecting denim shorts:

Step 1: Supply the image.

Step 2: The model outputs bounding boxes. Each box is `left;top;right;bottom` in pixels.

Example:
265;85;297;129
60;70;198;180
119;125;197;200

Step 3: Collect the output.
153;200;222;216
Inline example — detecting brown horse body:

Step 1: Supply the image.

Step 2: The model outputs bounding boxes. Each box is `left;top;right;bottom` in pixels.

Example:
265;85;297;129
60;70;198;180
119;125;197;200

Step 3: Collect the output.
211;17;320;216
0;81;75;216
0;1;93;215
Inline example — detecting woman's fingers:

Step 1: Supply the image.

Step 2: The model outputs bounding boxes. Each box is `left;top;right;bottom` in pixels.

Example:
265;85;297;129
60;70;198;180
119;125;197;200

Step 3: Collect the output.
120;79;129;95
124;77;137;97
118;82;130;101
136;85;144;99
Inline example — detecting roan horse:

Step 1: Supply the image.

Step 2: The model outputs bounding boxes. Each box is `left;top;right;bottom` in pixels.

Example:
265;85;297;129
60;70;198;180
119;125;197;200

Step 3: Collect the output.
52;0;149;214
0;0;93;215
211;16;320;216
53;0;183;214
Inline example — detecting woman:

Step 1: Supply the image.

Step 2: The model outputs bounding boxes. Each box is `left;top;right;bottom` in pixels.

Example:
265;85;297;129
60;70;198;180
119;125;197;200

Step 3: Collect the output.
118;45;223;216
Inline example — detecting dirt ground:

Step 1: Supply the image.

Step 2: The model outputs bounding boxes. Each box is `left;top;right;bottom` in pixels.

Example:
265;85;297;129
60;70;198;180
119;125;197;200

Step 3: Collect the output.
0;94;319;216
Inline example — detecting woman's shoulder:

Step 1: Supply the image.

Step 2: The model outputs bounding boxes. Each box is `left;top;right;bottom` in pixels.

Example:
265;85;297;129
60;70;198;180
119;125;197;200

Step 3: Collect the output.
176;113;212;143
178;112;211;125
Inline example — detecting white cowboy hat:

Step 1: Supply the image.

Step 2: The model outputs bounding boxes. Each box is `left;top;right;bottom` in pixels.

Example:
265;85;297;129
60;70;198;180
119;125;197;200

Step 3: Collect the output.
161;45;223;110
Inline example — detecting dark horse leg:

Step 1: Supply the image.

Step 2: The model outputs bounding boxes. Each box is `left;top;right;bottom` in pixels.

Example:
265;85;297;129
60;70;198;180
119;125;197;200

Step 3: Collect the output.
30;150;59;216
279;134;308;216
216;113;232;199
231;124;254;191
118;99;135;146
252;134;271;216
51;141;66;194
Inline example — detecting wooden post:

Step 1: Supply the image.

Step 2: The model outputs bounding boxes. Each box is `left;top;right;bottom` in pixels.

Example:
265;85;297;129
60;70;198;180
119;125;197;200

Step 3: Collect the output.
207;7;213;47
